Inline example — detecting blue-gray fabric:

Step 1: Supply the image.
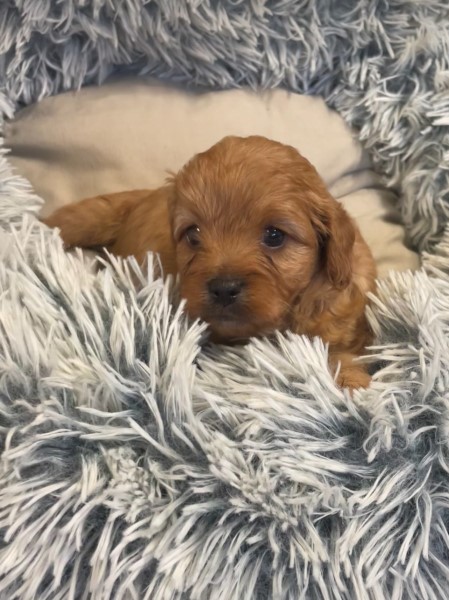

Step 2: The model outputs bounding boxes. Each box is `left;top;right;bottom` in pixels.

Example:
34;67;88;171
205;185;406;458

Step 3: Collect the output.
1;2;449;599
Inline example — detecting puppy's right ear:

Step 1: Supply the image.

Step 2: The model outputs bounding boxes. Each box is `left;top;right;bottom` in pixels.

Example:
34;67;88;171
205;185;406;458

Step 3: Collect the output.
163;171;178;226
164;170;177;186
164;173;194;246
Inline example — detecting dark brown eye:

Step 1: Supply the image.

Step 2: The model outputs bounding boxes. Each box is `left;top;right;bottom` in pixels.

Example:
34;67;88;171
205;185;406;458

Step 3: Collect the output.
263;226;285;248
184;225;201;248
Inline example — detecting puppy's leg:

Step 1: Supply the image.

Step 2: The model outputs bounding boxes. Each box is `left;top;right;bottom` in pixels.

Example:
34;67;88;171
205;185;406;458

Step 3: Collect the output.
329;352;371;391
43;190;149;249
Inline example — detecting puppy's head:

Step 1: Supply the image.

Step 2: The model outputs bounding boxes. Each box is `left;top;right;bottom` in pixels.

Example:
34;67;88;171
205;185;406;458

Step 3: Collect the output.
169;136;355;342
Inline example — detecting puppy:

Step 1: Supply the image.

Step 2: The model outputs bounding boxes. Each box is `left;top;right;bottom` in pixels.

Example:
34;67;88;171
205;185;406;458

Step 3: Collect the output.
44;135;377;389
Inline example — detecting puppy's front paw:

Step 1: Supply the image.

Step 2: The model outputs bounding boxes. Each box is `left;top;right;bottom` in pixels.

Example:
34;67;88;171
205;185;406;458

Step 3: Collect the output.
336;365;371;391
330;352;371;391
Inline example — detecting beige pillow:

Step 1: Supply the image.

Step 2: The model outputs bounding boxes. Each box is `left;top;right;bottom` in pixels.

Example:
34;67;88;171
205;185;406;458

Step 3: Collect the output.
4;76;419;277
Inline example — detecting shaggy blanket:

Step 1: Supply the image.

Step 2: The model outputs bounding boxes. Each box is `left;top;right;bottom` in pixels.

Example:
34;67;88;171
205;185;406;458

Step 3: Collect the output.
1;1;449;599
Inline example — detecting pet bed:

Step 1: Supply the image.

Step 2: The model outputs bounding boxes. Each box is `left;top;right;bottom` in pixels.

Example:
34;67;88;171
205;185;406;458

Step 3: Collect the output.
1;2;449;599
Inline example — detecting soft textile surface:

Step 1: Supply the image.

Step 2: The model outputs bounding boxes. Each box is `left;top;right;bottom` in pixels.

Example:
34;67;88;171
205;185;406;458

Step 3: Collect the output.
1;2;449;599
5;76;419;277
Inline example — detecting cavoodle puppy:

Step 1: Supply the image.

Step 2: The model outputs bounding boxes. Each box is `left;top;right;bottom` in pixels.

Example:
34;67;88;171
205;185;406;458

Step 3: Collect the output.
44;135;377;389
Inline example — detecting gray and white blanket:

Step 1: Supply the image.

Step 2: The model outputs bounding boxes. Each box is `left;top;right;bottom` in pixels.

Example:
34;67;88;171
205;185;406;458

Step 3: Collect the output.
1;1;449;598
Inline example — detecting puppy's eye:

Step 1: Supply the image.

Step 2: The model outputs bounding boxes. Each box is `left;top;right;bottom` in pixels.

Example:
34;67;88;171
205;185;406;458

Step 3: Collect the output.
263;226;286;248
184;225;201;248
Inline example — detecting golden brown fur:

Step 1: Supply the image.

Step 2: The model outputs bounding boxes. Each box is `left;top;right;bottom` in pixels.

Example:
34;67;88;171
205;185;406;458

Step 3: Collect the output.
44;136;377;390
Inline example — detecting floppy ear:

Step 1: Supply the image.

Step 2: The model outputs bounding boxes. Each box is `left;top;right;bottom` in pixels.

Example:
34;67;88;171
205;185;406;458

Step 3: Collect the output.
163;173;178;235
164;173;199;244
311;194;356;289
326;202;356;288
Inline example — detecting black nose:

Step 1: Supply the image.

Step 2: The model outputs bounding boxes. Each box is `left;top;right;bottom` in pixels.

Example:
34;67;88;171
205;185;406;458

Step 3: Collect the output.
208;277;244;307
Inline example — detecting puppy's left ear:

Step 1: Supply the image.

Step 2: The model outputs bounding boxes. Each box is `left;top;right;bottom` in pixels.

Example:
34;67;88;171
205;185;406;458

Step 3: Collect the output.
312;195;356;289
326;202;356;289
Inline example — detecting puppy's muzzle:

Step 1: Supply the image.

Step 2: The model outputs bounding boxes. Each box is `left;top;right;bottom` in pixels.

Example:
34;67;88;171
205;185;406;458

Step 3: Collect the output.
207;277;245;307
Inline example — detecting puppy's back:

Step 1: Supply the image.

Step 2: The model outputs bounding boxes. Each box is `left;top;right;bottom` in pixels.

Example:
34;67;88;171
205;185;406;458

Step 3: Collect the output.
110;187;177;273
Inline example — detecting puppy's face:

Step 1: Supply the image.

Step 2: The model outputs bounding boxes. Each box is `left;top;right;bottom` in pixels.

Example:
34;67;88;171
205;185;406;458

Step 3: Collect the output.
169;136;355;342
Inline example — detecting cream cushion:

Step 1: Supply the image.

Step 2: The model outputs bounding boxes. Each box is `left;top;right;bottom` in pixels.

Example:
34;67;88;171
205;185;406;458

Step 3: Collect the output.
4;76;419;278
